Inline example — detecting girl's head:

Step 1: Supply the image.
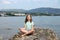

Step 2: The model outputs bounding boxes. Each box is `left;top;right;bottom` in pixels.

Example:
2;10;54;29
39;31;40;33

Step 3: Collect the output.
25;14;32;23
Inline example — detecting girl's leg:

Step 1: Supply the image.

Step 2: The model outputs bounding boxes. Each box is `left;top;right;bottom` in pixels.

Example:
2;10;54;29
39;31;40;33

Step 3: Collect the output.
27;27;35;35
19;28;28;34
19;28;35;37
21;30;34;37
27;30;35;34
19;28;28;37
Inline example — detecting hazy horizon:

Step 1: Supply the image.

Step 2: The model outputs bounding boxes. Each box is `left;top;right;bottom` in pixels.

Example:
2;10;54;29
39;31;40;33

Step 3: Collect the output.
0;0;60;10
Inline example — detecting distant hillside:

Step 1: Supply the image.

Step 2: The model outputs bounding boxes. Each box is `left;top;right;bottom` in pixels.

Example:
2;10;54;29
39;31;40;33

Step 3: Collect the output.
28;7;60;14
0;9;27;13
0;7;60;14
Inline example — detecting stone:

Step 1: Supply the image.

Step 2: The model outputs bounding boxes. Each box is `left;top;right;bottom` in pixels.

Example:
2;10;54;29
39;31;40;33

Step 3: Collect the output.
9;28;58;40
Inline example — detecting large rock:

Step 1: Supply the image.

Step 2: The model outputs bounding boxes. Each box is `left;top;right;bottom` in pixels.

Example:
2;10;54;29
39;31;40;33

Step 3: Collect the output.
9;28;58;40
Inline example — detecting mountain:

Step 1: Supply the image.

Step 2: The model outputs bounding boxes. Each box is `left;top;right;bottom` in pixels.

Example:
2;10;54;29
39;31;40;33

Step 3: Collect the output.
28;7;60;14
0;9;27;13
0;7;60;14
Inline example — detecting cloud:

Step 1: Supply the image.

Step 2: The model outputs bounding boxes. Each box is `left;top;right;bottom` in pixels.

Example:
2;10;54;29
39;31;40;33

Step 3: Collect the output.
2;0;17;4
2;0;11;4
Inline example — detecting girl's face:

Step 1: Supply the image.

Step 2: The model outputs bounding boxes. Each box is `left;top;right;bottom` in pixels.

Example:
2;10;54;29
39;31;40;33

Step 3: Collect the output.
27;15;31;21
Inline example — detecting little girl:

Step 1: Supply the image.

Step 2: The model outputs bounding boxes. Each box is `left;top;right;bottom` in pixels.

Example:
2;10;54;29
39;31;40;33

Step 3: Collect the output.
19;14;35;37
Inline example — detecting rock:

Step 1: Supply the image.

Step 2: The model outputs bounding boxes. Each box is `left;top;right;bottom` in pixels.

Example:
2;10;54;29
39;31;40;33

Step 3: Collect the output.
9;28;58;40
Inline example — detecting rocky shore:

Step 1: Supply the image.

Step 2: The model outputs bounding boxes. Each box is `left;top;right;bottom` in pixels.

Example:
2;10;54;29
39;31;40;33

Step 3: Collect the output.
9;28;58;40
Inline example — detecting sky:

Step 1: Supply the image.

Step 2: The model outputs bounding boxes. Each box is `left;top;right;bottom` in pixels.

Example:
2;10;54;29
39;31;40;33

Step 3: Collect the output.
0;0;60;10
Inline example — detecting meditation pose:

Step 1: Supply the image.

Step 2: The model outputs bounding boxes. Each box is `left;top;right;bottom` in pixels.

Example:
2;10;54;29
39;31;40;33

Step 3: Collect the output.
19;14;35;37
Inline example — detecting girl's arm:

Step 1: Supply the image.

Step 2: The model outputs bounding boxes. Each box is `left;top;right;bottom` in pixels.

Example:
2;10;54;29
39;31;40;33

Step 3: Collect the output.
32;25;35;31
32;22;35;30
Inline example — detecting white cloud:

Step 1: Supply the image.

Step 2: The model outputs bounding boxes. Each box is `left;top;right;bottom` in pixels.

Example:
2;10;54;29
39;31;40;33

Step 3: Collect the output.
2;0;11;4
2;0;17;4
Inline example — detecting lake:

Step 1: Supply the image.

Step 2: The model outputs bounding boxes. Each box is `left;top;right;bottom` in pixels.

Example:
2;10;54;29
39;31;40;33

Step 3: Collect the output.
0;16;60;40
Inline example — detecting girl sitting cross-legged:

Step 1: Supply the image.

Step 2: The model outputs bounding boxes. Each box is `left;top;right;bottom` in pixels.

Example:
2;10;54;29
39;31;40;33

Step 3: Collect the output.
19;14;35;37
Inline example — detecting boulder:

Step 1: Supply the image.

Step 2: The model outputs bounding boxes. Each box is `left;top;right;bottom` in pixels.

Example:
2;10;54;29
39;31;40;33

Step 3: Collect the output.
9;28;58;40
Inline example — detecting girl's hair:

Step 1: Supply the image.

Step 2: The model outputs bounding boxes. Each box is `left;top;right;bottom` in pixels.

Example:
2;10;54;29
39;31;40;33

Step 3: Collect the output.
25;15;32;23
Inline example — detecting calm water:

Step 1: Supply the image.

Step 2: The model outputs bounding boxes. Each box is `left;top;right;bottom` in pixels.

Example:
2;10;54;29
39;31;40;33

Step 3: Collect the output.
0;16;60;40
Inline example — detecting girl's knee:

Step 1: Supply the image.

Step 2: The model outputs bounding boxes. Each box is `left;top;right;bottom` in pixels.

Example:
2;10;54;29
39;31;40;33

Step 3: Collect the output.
18;28;23;31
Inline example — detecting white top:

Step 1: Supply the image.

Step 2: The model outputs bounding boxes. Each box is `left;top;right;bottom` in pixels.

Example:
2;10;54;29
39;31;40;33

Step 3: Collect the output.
25;21;34;30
